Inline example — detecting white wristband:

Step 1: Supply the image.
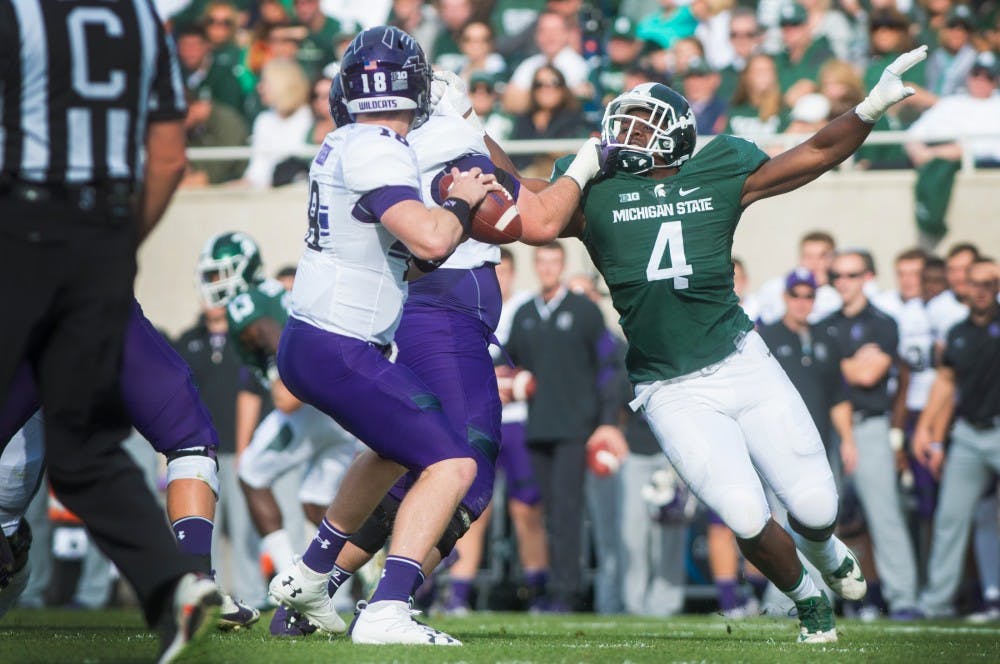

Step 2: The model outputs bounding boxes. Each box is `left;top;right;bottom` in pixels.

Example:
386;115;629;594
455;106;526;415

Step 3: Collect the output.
889;427;904;452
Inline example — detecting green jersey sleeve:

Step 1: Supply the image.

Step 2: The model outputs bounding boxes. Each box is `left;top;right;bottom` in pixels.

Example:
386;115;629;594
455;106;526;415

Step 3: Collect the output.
225;279;290;383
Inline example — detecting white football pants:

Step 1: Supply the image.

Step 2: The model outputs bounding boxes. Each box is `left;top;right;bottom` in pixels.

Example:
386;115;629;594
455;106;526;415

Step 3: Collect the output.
632;331;838;540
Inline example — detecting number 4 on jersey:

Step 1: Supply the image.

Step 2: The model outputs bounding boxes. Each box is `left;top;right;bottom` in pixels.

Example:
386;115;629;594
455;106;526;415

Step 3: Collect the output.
646;221;694;288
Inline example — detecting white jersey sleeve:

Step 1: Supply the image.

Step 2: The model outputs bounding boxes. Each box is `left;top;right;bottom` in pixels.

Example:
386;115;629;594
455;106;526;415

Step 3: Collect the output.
408;102;501;270
926;290;969;343
898;298;937;410
290;124;423;345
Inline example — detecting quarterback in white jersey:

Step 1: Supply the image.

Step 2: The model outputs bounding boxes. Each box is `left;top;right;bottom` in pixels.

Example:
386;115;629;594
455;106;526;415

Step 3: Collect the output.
290;121;423;345
271;25;497;646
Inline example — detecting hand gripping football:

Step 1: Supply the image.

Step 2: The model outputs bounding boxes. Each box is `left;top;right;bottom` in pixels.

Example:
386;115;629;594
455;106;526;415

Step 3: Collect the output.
496;366;537;402
587;439;621;477
439;171;522;244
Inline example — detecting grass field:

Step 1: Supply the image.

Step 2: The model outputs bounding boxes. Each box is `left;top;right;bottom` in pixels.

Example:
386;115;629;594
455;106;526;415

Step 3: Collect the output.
3;608;1000;663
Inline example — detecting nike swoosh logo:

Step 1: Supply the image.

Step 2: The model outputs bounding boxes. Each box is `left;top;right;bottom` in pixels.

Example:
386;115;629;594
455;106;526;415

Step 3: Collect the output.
678;186;701;196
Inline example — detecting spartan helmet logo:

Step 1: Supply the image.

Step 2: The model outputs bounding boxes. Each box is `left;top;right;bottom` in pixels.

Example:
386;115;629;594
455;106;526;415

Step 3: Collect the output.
653;184;667;197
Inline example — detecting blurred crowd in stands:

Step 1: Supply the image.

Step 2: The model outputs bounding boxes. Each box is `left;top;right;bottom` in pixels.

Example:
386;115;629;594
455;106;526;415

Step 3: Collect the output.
164;0;1000;189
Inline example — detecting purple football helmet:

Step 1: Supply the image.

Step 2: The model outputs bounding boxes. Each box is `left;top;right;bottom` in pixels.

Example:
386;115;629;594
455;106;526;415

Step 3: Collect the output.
339;26;432;128
328;74;351;127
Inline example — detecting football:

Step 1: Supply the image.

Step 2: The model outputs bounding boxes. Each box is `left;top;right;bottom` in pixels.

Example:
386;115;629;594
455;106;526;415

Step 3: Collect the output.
496;366;537;402
438;171;522;245
586;439;621;477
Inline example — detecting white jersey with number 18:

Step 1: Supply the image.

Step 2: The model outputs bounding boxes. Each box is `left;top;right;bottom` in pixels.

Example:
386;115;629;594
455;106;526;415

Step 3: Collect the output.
290;122;422;345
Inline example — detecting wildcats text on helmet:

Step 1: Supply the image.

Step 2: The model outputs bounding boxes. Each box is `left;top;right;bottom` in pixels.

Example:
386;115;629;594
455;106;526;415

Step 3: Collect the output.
356;98;399;111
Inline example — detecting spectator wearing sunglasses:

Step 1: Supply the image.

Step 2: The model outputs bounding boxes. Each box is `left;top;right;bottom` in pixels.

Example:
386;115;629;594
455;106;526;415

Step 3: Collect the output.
717;7;764;106
821;249;923;620
509;65;593;175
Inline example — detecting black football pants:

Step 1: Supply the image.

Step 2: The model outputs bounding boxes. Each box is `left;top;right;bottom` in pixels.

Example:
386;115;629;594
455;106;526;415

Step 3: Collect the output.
0;193;194;627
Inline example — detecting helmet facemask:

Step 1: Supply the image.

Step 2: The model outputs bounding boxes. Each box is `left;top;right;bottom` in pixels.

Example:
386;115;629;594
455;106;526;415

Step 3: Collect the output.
198;253;251;308
601;88;697;174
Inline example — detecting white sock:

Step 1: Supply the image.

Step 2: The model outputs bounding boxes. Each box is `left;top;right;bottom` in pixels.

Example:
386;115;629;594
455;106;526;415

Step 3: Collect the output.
262;529;296;572
791;531;848;575
784;567;821;603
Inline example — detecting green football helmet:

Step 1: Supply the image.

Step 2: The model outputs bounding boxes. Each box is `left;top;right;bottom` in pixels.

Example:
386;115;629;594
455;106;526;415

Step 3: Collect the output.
198;231;265;307
601;82;698;174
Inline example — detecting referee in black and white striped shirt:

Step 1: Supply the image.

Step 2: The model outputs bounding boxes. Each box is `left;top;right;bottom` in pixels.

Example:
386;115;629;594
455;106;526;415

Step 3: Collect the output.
0;2;217;660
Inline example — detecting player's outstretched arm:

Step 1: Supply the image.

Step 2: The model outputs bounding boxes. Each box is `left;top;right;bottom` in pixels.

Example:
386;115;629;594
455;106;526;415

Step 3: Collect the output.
484;135;597;242
741;46;927;208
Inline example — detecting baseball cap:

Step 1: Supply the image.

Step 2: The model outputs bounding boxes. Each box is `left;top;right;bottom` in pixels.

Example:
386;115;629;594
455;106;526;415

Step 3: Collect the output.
869;8;909;31
945;5;975;30
778;3;808;27
469;71;499;90
683;57;715;78
609;16;638;41
970;52;1000;82
786;267;818;292
790;93;830;123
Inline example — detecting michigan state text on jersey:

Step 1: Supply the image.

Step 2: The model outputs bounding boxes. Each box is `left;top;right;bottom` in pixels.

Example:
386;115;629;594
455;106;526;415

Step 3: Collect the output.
555;133;764;383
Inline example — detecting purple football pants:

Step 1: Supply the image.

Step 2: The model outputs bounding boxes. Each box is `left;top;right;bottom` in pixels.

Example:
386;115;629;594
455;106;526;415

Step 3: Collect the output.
388;265;502;520
0;300;218;454
277;317;470;471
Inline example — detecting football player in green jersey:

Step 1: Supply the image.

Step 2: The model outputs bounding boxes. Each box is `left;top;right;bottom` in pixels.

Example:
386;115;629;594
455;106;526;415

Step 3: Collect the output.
486;45;930;643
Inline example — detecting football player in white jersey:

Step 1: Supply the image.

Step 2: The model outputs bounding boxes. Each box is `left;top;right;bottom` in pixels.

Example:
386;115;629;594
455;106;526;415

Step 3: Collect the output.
926;243;979;344
267;26;498;646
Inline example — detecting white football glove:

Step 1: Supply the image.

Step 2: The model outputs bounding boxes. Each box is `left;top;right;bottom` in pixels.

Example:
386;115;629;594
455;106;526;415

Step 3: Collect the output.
563;137;602;191
429;70;473;118
855;45;928;123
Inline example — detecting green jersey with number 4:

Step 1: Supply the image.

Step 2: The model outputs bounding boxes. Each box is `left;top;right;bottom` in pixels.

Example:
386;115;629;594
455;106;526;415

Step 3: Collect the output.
225;278;289;385
553;135;769;383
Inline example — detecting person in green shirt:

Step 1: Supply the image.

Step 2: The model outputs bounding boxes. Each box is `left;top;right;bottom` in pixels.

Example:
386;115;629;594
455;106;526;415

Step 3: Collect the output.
724;53;789;138
291;0;342;80
480;44;930;644
773;2;835;105
176;23;249;117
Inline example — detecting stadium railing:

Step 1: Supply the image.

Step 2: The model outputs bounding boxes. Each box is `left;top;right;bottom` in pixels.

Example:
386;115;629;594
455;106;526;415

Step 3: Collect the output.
187;130;1000;174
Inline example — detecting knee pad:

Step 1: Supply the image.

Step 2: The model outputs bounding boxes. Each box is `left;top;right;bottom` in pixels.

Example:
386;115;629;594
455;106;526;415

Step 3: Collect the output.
350;494;400;555
166;447;220;496
718;488;770;540
786;485;838;537
788;513;836;542
434;505;472;559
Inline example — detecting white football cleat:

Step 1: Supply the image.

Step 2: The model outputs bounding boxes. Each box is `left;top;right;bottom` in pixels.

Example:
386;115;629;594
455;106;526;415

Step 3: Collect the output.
822;549;867;601
158;573;222;664
268;561;346;634
350;599;462;645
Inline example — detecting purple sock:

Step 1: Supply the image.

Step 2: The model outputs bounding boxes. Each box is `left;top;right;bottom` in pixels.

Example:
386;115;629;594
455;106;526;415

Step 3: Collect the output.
301;519;350;575
410;570;426;597
327;564;353;598
450;579;473;605
172;516;213;574
716;579;740;611
371;555;423;604
524;569;548;594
